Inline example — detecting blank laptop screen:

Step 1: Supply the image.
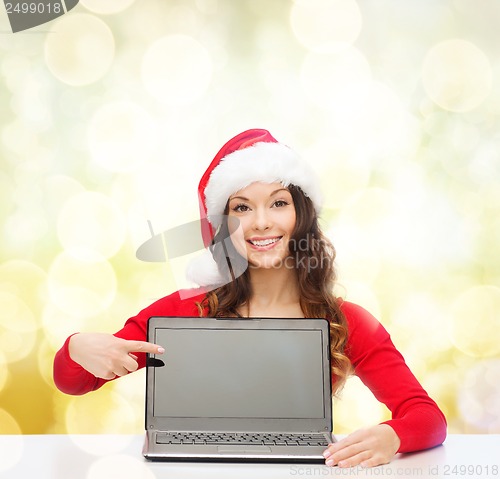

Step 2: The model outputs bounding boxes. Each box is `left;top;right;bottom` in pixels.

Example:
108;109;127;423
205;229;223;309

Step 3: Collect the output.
153;328;326;419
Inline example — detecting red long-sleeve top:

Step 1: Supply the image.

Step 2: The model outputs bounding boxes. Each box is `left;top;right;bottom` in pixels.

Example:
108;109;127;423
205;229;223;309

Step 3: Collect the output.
53;289;447;453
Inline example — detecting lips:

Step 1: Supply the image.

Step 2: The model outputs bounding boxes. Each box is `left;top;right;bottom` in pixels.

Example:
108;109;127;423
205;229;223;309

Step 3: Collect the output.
247;236;282;249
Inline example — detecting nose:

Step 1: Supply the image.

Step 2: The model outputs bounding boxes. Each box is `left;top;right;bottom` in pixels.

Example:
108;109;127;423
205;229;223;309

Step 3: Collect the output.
253;207;271;231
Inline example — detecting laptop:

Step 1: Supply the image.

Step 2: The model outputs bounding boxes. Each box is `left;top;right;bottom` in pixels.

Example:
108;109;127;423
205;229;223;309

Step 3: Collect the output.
143;316;335;463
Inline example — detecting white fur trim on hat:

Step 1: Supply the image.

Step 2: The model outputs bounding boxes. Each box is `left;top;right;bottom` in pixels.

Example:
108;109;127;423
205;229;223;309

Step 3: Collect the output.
204;142;322;230
185;247;248;288
185;249;226;287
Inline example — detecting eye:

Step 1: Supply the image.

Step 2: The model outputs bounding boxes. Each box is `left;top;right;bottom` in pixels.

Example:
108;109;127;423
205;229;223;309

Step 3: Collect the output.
272;200;289;208
232;203;250;213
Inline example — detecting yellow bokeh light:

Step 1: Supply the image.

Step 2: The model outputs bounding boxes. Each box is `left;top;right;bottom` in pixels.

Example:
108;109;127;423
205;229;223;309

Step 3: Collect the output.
44;14;115;86
334;179;471;272
81;0;135;15
343;82;421;161
41;303;85;351
449;285;500;358
0;171;14;217
0;408;22;434
0;292;39;363
335;280;382;320
424;364;460;422
300;45;371;111
57;191;126;261
0;0;499;440
303;140;371;210
87;454;156;479
1;53;30;92
36;337;59;388
65;390;138;434
0;350;10;392
48;252;117;318
10;70;52;133
135;163;199;229
338;187;396;242
88;102;158;173
112;367;145;407
422;39;492;112
0;260;47;315
334;376;388;433
333;237;381;286
390;294;453;375
0;410;23;473
43;175;86;218
458;359;500;432
329;189;396;285
4;205;49;248
1;120;38;157
290;0;362;53
141;34;213;105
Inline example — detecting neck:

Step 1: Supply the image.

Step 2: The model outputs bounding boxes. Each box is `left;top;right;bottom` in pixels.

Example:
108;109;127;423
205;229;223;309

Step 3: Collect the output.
246;265;301;311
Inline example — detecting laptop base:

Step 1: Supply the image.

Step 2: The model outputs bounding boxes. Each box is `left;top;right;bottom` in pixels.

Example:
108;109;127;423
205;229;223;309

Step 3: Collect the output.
143;431;334;464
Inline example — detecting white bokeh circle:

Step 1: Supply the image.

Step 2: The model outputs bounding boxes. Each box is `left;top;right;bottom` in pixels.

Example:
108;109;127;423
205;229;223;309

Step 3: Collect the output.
141;34;213;105
81;0;135;15
449;285;500;358
48;252;117;318
422;39;492;112
65;391;137;434
88;102;158;173
290;0;362;53
458;359;500;432
300;46;371;111
57;191;127;261
41;303;86;351
303;140;371;211
44;14;115;86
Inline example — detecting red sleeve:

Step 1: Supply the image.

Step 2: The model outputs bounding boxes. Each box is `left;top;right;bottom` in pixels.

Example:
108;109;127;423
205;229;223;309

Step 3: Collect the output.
53;289;205;396
341;301;447;453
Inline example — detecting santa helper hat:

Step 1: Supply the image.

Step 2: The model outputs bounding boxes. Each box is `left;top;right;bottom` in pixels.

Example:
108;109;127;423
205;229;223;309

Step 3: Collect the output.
186;128;323;287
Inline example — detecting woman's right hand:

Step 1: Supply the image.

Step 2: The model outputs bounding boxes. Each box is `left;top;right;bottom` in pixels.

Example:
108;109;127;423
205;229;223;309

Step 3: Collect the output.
68;332;164;380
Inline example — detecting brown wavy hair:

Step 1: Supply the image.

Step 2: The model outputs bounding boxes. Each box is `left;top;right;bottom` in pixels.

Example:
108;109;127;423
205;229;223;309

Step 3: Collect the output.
197;185;352;395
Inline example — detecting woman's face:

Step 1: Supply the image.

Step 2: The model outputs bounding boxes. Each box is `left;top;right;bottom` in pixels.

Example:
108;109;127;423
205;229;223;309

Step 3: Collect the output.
227;181;296;270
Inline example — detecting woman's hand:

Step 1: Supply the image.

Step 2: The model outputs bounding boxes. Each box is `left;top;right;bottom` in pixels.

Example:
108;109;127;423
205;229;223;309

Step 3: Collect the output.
323;424;401;468
68;332;164;380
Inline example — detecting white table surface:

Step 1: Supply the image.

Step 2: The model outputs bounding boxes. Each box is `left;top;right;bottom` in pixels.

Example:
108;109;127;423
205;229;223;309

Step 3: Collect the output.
0;434;499;479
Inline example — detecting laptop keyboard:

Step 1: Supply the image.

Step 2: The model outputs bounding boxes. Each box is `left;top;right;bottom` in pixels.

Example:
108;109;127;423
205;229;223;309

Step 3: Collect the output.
157;432;329;446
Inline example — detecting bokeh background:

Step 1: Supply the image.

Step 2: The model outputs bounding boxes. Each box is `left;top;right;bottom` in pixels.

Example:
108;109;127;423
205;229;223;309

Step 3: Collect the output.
1;0;499;443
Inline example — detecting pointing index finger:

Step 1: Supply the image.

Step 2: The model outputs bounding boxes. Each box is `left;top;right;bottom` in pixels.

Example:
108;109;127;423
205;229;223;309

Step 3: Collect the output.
123;340;165;354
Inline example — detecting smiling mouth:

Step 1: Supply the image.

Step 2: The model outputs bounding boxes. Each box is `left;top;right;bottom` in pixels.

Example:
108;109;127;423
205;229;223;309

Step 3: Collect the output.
247;237;282;248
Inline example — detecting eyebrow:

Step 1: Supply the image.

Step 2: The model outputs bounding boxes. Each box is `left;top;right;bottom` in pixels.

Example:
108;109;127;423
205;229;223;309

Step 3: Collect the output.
229;188;290;202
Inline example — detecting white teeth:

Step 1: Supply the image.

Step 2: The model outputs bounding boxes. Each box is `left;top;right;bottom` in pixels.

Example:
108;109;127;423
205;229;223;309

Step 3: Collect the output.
250;238;280;247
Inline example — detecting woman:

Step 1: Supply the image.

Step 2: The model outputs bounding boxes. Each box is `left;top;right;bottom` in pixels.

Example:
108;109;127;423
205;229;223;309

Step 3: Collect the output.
53;128;447;468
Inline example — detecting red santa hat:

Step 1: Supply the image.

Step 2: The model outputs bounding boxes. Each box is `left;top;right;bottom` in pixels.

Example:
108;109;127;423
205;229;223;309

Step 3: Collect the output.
186;128;322;287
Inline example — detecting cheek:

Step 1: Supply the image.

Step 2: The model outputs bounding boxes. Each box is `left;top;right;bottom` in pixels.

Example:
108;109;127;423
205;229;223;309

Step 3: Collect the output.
228;223;247;255
284;211;297;235
227;215;240;235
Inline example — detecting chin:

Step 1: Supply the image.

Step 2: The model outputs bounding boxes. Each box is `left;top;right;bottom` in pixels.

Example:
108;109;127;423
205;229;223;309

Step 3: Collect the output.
248;256;289;271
